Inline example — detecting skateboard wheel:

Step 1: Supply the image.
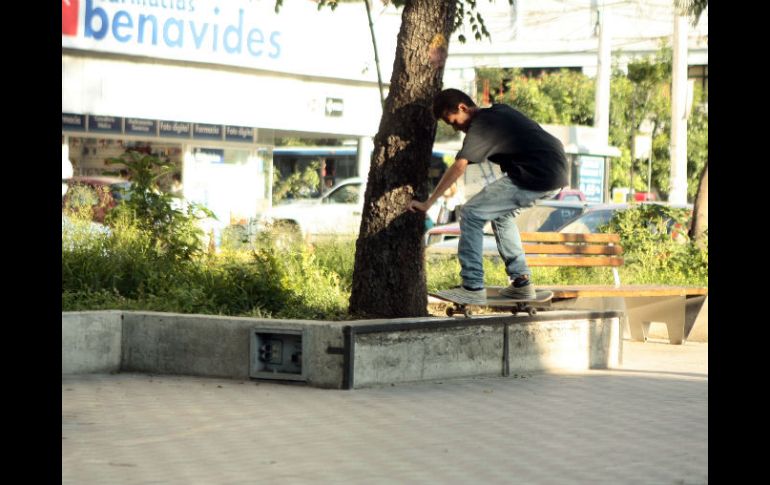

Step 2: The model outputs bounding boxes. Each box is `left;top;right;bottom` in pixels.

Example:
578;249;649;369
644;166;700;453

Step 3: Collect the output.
463;309;472;317
527;308;537;316
446;307;454;317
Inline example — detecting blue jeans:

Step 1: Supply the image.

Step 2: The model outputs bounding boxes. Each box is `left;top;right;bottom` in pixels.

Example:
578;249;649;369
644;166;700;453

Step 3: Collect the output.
457;176;560;288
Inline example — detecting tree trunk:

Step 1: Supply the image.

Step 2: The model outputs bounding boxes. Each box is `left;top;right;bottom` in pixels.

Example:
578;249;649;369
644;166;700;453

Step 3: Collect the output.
688;159;708;247
349;0;456;318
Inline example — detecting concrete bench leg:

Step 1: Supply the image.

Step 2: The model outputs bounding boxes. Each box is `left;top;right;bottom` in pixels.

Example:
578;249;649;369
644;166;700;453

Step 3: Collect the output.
627;319;652;343
685;295;708;342
624;296;686;345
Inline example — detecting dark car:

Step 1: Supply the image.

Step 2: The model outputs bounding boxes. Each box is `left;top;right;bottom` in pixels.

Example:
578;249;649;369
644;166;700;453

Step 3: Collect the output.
62;176;132;223
557;202;693;237
425;199;591;257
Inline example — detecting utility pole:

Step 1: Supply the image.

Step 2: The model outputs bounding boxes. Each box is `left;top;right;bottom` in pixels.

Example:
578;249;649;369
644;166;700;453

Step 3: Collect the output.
594;3;612;144
629;95;635;199
594;1;612;203
669;12;689;204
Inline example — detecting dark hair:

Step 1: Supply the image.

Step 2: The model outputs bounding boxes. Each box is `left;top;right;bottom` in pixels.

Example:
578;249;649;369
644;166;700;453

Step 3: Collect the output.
432;89;476;119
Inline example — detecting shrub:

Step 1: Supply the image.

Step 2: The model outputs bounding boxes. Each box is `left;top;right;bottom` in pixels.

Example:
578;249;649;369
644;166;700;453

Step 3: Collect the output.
63;222;350;320
602;204;708;286
105;150;214;261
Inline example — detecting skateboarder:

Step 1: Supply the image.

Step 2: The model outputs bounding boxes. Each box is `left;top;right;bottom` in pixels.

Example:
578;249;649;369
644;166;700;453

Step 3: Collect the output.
408;88;569;304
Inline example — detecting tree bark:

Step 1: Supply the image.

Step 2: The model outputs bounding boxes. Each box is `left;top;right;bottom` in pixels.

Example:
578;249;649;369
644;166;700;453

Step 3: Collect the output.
349;0;456;318
688;159;707;247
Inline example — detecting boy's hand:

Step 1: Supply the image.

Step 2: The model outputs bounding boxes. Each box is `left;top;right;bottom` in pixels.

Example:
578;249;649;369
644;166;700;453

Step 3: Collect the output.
408;200;430;213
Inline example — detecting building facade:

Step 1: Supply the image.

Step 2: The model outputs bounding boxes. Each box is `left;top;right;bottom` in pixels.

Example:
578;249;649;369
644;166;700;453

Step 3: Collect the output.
62;0;707;221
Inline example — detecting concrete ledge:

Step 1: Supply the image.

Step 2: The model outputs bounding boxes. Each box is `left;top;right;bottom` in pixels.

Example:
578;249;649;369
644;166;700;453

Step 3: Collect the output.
354;323;505;386
351;312;623;388
62;311;123;374
63;309;623;389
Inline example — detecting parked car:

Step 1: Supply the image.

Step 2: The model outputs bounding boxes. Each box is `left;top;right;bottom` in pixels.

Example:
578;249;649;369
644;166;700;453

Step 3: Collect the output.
632;191;657;202
557;202;692;236
424;199;591;257
254;177;364;242
62;176;132;223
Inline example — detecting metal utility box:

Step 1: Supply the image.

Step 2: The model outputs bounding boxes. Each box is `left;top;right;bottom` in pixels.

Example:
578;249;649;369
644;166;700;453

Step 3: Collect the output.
249;328;306;381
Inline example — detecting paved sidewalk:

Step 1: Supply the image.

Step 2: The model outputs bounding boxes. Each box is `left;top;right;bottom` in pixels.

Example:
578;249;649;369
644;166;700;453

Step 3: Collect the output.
62;339;708;484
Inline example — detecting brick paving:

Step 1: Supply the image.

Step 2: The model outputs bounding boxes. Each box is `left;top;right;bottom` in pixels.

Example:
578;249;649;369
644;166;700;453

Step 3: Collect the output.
62;339;707;484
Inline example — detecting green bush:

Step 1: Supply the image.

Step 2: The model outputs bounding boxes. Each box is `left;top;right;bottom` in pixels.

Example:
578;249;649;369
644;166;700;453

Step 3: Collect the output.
106;150;214;261
602;204;708;286
63;204;706;319
62;220;350;320
311;237;357;291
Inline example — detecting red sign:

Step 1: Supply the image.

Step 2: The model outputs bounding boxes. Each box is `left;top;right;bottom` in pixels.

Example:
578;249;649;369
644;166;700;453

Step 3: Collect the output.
62;0;79;36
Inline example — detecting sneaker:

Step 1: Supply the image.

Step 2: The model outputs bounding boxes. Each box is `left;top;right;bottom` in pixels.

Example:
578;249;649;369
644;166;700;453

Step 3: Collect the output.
437;286;487;305
499;275;536;300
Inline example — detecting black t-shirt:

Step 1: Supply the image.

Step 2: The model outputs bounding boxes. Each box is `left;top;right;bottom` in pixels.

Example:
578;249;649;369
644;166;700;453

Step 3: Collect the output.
456;104;569;191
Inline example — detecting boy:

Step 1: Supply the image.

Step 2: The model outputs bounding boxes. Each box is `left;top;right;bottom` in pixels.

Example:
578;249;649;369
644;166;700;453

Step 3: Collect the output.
408;89;568;304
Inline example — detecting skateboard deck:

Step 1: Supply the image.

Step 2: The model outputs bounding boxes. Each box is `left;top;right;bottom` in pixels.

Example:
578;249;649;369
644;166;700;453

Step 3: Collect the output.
429;287;554;317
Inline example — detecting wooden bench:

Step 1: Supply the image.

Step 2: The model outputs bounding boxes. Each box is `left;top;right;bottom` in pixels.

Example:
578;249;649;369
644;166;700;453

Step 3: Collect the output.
519;232;708;345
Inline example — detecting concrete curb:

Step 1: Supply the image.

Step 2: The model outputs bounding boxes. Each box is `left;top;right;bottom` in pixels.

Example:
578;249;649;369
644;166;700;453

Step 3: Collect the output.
63;309;624;389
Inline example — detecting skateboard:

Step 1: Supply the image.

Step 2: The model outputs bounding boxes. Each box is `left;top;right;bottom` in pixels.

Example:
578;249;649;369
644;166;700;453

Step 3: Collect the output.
429;287;554;318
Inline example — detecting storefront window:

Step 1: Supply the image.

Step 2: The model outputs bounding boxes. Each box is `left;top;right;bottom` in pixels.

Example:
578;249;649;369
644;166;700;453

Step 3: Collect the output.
185;146;270;227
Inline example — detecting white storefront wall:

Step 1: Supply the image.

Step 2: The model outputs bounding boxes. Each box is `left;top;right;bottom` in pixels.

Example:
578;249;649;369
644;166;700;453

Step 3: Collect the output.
61;54;386;138
62;0;402;225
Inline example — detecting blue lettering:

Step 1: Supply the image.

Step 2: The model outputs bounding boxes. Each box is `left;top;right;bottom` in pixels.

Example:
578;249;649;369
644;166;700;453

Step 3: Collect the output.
112;11;133;42
211;20;219;51
138;14;158;45
189;20;208;49
163;18;184;47
269;31;281;59
247;28;263;57
224;9;243;54
81;2;283;62
84;0;109;40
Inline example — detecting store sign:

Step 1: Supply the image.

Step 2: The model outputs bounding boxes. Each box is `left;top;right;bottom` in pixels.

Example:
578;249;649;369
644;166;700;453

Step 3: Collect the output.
577;155;605;203
193;123;223;141
61;0;285;75
325;98;344;117
225;125;254;142
193;147;225;164
62;113;86;131
125;117;158;136
63;113;262;145
159;120;192;139
61;0;393;83
88;115;122;133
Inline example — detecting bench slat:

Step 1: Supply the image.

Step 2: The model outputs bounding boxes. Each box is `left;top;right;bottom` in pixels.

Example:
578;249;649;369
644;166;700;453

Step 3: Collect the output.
520;232;621;243
526;256;624;267
522;243;623;255
544;285;708;297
